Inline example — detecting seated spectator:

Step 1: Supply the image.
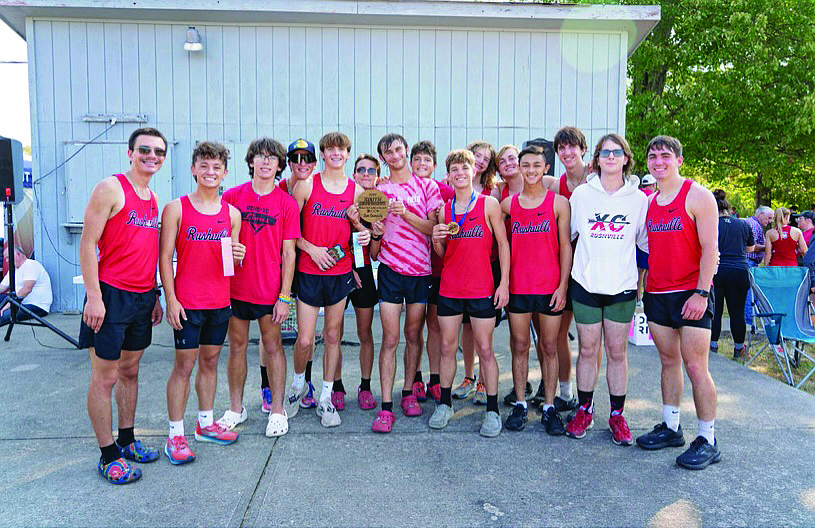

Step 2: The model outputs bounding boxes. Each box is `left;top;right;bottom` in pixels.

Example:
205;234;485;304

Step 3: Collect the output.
0;246;52;325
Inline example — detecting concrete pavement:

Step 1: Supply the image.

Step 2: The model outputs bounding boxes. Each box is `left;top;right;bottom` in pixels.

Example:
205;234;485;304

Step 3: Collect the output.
1;312;814;527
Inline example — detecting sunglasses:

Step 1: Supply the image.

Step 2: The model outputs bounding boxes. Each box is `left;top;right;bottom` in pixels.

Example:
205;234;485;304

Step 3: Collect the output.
599;149;625;158
355;167;378;175
136;146;167;157
289;153;316;164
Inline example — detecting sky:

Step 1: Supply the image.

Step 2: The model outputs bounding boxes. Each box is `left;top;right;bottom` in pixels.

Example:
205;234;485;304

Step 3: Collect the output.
0;21;31;148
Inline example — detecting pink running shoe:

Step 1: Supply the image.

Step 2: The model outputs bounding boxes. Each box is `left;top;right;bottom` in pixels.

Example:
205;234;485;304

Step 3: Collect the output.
372;410;396;433
165;435;196;465
427;383;442;404
331;390;346;411
565;408;594;439
609;414;633;446
412;381;427;402
400;394;423;417
195;421;239;445
357;387;377;410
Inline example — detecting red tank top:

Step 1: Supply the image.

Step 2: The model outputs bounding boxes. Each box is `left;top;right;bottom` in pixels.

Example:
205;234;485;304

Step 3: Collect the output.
279;178;290;194
769;225;798;266
645;179;703;293
97;174;160;292
559;173;572;199
298;173;355;275
509;193;560;295
174;196;231;309
439;195;494;298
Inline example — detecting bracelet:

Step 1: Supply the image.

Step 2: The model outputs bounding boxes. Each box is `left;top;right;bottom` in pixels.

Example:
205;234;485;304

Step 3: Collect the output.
278;296;292;304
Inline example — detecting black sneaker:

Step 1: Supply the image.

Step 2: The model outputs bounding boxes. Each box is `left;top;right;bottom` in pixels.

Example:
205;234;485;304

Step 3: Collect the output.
529;381;546;407
676;436;721;470
554;395;578;412
505;403;528;431
542;407;566;436
503;382;533;406
636;422;686;450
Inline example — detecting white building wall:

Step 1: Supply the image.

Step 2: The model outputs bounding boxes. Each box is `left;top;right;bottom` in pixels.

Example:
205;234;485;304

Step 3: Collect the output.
27;19;626;310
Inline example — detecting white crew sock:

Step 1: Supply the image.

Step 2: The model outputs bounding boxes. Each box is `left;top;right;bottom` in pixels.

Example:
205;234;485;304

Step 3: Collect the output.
698;419;715;445
517;399;528;409
320;380;333;403
541;403;554;412
293;371;305;390
198;410;213;428
559;380;573;401
663;405;681;431
169;419;184;438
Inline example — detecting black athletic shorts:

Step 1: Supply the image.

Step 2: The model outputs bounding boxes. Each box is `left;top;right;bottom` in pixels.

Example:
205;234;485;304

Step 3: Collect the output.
173;306;232;349
348;264;378;309
231;298;276;321
636;247;650;270
507;293;563;316
437;296;496;319
643;290;714;330
570;278;637;308
463;260;502;324
427;276;442;305
377;263;432;305
297;271;356;308
78;282;157;360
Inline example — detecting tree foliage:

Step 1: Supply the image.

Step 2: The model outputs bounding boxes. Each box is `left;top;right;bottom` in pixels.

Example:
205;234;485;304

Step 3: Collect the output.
573;0;815;212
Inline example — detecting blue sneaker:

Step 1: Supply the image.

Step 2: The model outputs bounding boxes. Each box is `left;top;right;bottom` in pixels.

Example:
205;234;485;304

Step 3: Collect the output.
299;381;317;409
262;387;273;413
98;457;142;484
118;439;160;463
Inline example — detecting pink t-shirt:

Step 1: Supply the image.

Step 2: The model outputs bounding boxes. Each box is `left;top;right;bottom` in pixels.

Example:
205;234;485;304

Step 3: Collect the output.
376;175;444;276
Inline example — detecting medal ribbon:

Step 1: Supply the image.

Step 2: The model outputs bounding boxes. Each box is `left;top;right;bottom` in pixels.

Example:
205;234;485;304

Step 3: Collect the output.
451;192;477;227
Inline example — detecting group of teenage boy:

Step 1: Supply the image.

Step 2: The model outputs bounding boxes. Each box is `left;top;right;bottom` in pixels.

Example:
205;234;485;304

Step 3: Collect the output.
80;125;722;486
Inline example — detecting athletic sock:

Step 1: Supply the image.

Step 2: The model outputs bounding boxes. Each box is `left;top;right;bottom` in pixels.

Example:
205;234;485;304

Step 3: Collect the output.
698;419;715;445
293;371;305;390
440;386;453;407
168;419;184;438
100;443;122;465
320;380;333;403
486;394;499;414
710;341;718;349
429;373;441;387
260;366;270;389
414;371;423;383
541;403;553;412
382;401;393;412
663;405;681;431
401;389;412;399
609;394;626;416
305;360;313;383
116;427;135;448
198;410;213;429
518;399;529;409
577;390;594;413
559;380;573;401
333;379;345;393
359;378;371;392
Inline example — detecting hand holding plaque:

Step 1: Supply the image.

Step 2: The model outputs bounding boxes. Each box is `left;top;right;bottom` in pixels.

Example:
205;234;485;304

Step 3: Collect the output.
357;189;389;223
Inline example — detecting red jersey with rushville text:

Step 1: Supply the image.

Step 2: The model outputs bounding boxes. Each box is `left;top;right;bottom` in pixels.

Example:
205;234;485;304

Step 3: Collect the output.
509;192;560;295
439;195;494;299
174;196;231;309
98;173;159;293
223;181;300;304
645;179;703;293
298;173;355;276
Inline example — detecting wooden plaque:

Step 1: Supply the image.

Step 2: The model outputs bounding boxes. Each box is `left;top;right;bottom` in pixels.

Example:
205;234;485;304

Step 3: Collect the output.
357;189;389;222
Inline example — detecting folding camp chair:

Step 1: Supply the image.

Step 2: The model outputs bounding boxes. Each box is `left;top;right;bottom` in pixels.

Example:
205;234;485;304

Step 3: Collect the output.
747;266;815;388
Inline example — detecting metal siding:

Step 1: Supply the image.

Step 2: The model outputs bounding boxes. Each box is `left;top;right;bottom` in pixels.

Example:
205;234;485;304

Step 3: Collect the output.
30;20;628;309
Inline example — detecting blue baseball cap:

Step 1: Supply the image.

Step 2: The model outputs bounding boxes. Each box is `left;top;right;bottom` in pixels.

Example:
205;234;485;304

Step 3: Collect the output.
287;138;316;162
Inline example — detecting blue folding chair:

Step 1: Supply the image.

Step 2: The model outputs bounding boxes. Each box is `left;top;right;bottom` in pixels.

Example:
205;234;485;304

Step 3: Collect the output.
747;266;815;388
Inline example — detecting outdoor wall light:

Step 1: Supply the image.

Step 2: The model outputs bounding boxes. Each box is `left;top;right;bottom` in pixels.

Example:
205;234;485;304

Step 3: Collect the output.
184;26;204;51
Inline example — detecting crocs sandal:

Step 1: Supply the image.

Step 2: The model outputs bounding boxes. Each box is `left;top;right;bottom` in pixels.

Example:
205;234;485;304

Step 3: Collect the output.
98;457;142;485
118;439;160;463
265;411;289;438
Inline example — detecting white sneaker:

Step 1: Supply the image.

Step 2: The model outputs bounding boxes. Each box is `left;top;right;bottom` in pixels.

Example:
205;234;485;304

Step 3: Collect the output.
216;406;248;431
429;403;454;429
284;383;307;419
316;400;341;428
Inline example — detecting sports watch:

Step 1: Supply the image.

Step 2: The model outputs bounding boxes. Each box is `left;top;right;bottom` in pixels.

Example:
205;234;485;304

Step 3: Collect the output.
693;289;710;298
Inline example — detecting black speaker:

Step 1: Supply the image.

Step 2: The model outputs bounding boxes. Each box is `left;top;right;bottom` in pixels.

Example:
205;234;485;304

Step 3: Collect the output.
522;138;556;176
0;136;24;205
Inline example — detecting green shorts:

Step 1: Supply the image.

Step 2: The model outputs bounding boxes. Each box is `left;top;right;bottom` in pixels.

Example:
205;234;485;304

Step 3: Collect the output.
570;279;637;325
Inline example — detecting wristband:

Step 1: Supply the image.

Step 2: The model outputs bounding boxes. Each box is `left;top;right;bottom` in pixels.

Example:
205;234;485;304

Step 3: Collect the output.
371;234;382;241
278;295;292;304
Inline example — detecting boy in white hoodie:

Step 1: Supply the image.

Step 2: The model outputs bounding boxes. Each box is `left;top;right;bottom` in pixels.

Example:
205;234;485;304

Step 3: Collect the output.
565;133;648;445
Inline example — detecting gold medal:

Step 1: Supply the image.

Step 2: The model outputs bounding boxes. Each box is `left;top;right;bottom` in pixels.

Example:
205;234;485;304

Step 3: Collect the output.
447;222;460;235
